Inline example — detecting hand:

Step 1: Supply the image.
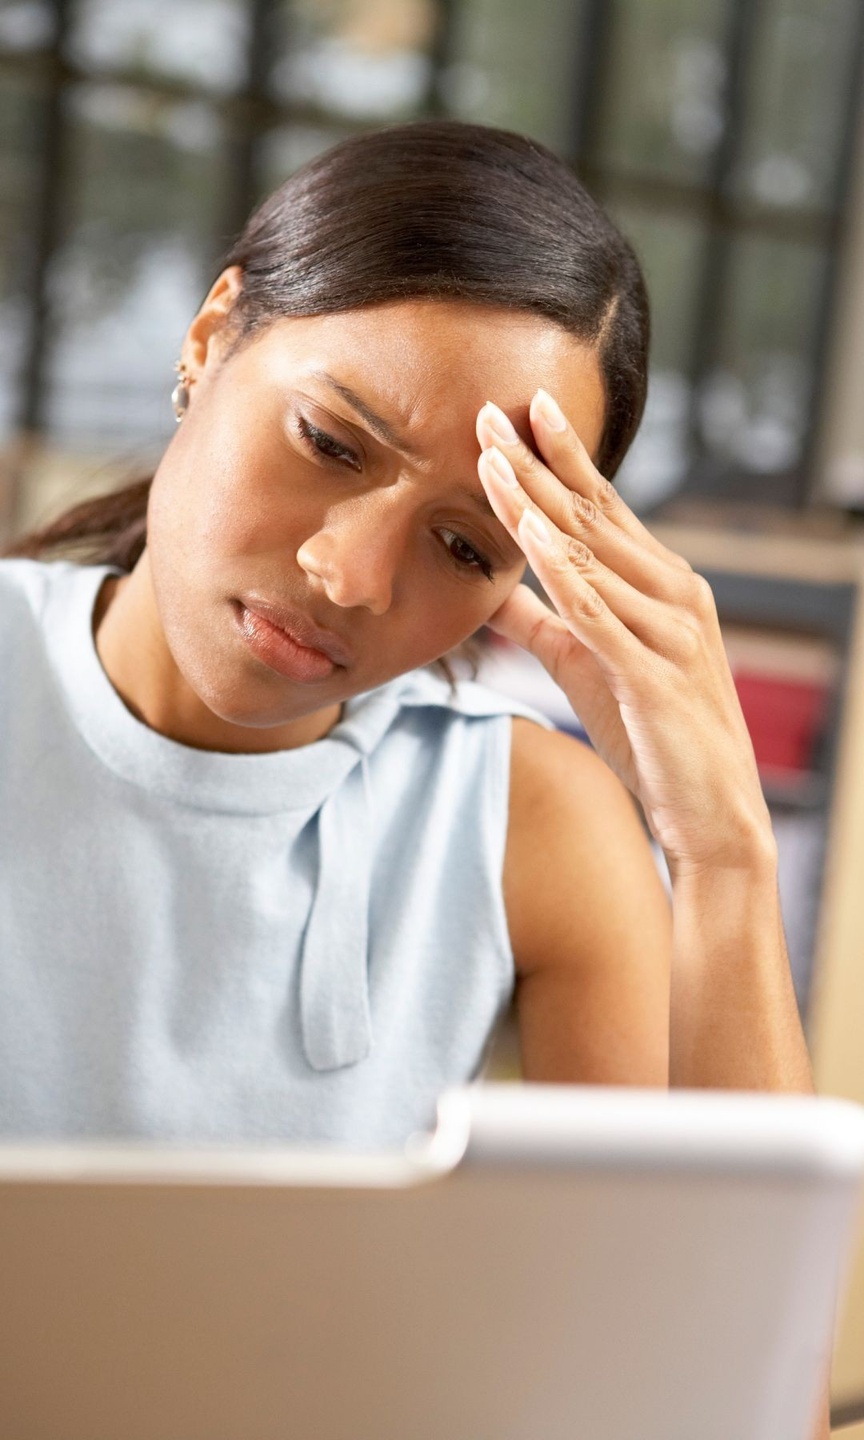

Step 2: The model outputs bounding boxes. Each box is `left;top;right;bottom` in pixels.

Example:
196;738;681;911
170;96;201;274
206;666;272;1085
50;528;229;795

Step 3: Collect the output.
475;390;772;877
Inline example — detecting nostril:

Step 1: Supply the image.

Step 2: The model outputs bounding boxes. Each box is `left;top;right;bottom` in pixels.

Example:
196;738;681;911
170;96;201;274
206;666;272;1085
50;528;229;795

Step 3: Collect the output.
296;541;331;584
298;532;394;614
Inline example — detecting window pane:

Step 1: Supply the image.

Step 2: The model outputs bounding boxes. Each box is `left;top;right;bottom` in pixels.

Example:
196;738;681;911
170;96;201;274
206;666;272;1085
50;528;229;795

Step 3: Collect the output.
696;235;827;478
731;0;860;212
590;0;729;185
444;0;587;155
607;203;704;510
0;0;53;50
67;0;251;95
270;0;437;121
0;70;44;439
43;84;227;449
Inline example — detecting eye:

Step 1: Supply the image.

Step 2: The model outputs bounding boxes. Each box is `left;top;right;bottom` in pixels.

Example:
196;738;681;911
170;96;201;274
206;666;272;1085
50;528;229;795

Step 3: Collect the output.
438;527;495;582
297;415;362;470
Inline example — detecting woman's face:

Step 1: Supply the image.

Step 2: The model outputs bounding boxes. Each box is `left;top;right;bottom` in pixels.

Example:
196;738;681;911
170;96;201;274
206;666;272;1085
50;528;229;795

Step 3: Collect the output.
132;279;606;749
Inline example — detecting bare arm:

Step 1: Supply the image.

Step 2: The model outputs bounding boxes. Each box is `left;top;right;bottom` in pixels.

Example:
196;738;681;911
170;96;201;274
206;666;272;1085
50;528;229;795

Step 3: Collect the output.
670;844;813;1091
476;391;816;1099
505;718;670;1086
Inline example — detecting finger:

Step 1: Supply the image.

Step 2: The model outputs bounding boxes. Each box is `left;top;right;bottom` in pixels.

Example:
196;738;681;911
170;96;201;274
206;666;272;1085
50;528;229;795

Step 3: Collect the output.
531;388;690;568
476;396;693;589
488;581;617;711
529;389;692;574
476;434;685;608
487;581;595;676
478;446;686;654
486;578;572;648
488;585;634;778
478;452;647;676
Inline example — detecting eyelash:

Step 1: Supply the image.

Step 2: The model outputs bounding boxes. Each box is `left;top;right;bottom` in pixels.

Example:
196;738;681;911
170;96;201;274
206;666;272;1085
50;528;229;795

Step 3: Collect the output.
296;415;496;582
297;415;361;469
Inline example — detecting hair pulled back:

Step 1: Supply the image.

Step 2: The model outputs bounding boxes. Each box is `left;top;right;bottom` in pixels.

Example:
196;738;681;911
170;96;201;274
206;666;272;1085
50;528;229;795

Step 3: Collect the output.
7;119;649;570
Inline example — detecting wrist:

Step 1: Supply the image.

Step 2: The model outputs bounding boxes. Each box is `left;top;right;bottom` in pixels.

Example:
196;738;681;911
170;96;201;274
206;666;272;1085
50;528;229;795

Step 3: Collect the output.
667;814;778;889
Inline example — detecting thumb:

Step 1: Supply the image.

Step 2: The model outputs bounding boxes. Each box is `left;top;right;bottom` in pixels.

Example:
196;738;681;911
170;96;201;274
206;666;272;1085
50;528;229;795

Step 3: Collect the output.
485;582;586;681
486;586;632;786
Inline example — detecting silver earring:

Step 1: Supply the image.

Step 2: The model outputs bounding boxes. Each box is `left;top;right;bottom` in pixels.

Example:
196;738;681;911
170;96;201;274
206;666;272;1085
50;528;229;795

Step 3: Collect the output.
171;361;192;422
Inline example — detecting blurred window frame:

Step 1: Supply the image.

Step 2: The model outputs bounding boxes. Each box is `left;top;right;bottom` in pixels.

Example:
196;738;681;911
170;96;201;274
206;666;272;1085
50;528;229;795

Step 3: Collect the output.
1;0;863;514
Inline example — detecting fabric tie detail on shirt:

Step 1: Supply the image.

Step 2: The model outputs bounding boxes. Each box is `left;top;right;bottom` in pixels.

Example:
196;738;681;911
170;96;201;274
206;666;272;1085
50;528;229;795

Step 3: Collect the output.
41;564;554;1079
293;666;556;1073
293;680;417;1073
299;744;374;1071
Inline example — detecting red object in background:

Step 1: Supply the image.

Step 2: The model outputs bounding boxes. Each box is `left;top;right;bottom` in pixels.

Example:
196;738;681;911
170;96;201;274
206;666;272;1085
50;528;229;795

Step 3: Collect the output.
732;672;830;773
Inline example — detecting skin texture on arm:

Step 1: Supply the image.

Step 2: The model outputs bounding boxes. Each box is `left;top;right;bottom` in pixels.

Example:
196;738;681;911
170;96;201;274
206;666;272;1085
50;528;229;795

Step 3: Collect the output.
505;718;671;1086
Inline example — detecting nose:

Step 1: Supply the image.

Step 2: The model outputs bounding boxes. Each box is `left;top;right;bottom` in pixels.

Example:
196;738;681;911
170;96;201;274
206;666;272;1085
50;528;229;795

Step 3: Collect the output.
296;512;398;616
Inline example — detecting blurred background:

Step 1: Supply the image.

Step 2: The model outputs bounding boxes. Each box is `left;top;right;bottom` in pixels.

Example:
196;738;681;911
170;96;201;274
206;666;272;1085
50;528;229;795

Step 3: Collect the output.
1;0;864;519
2;0;864;1424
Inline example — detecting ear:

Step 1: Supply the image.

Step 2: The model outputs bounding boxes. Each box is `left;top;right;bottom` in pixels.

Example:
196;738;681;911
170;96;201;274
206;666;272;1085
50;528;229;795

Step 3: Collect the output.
180;265;244;379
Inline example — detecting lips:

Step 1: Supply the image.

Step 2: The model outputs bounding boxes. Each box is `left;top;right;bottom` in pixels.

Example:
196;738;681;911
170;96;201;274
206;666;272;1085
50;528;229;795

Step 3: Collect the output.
237;596;353;668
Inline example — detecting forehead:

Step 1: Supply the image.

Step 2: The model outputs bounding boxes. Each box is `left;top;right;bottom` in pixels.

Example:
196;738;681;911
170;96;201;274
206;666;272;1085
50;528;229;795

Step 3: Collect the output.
253;298;608;461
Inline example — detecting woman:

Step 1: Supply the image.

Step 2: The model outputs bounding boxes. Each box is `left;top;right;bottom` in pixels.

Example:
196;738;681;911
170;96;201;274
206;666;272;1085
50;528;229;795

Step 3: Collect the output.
0;119;813;1147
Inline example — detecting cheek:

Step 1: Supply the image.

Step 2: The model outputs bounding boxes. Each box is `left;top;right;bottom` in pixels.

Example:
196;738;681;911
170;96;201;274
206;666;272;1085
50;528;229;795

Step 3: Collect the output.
456;564;524;629
153;430;318;570
401;567;523;660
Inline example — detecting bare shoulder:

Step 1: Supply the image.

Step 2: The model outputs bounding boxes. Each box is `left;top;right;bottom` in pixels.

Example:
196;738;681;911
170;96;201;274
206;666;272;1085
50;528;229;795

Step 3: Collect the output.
504;716;663;972
507;716;640;859
504;717;671;1084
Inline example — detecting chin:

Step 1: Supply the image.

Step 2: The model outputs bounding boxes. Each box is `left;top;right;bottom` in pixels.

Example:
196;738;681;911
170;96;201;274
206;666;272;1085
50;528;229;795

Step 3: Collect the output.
193;671;337;730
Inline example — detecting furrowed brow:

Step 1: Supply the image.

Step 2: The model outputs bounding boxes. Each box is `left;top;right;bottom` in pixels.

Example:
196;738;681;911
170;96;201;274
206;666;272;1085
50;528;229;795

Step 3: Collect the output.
312;369;504;528
460;487;497;520
312;369;422;458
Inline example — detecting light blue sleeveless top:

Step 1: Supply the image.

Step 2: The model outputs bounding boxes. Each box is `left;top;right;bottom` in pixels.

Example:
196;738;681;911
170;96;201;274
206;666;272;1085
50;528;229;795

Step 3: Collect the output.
0;559;552;1147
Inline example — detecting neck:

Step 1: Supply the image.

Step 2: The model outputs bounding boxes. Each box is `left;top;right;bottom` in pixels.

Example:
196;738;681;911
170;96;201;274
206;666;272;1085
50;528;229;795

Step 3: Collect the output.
92;559;343;754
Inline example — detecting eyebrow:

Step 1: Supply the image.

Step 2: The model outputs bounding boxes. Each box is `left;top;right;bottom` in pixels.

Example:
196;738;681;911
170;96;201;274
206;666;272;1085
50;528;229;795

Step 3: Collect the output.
311;368;498;521
312;369;421;457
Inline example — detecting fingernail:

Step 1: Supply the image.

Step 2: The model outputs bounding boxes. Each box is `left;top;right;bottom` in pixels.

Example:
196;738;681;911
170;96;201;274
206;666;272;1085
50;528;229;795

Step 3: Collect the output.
481;401;519;445
519;509;552;549
533;388;567;433
481;446;519;488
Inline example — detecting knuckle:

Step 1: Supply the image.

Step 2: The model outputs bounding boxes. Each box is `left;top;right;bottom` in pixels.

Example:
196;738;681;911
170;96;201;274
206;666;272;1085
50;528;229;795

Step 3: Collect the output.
673;615;704;663
526;612;551;652
518;444;543;481
686;572;716;617
574;583;605;621
568;491;597;529
566;537;593;570
543;540;572;577
595;477;619;515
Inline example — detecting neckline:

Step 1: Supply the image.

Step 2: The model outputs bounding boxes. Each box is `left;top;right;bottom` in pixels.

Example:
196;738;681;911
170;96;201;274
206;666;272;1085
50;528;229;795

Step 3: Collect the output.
40;563;409;815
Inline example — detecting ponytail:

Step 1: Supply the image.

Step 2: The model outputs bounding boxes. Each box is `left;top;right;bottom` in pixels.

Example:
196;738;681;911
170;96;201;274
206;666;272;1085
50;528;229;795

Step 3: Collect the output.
2;476;151;568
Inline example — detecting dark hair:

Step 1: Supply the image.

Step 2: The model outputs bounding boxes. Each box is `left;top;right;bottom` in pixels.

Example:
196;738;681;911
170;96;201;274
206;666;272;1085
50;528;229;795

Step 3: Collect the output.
5;118;649;572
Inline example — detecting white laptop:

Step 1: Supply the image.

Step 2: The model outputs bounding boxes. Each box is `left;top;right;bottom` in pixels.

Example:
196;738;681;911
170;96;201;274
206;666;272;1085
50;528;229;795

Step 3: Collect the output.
1;1083;863;1440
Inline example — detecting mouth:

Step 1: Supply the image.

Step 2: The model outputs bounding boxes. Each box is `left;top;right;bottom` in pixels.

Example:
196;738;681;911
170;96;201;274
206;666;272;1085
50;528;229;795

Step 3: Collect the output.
233;596;353;684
